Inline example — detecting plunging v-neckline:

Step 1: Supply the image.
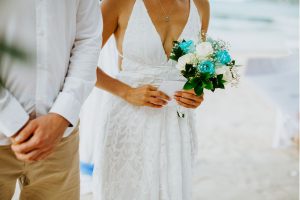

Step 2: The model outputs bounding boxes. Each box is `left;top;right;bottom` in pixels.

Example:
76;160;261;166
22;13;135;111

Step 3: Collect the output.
142;0;191;61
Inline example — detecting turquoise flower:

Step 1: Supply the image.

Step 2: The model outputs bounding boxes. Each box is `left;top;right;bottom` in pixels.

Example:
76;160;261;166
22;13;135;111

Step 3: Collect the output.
179;40;196;53
198;60;215;75
216;50;231;65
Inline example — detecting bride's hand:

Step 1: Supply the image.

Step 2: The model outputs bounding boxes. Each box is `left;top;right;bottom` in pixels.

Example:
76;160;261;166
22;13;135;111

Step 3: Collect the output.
124;85;170;108
174;90;204;109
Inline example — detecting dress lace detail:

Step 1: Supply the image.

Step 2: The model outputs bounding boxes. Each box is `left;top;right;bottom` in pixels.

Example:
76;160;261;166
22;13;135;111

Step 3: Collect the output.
93;1;201;199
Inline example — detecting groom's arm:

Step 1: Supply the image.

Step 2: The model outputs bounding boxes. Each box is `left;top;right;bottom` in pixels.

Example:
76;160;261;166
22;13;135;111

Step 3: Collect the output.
50;0;102;126
10;0;102;162
0;86;29;137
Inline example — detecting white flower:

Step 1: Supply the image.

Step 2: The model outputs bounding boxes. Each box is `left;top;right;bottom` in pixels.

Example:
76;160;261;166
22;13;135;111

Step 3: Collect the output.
223;69;233;83
215;66;233;83
176;53;197;71
196;42;214;58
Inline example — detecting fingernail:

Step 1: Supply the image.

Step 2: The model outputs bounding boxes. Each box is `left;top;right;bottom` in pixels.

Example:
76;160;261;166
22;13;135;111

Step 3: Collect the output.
15;136;22;142
11;145;18;152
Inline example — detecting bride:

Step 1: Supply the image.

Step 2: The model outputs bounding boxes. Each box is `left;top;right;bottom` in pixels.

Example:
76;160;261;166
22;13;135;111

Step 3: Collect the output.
89;0;210;199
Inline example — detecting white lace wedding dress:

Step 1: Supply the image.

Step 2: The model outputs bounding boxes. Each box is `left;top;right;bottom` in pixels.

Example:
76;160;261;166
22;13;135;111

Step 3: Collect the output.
92;0;201;199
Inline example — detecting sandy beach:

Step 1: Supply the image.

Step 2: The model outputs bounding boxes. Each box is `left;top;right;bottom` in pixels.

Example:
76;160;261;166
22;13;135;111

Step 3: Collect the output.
193;68;299;200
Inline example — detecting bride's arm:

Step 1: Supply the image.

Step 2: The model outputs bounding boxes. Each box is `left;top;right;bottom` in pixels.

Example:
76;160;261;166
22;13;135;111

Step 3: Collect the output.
96;66;170;109
96;0;170;108
194;0;210;40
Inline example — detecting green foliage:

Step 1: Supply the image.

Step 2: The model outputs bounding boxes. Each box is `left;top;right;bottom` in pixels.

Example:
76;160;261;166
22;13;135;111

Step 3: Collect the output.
226;60;236;68
194;84;203;96
181;64;196;79
181;64;227;96
169;41;185;62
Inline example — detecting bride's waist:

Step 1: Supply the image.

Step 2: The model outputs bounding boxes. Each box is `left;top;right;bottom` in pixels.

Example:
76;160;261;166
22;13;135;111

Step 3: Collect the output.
116;67;185;86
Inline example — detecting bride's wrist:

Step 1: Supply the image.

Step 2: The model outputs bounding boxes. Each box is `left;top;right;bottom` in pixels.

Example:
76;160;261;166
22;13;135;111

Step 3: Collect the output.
119;85;134;101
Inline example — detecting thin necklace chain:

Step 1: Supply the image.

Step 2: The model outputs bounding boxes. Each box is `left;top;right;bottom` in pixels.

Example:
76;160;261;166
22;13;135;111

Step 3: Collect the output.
157;0;176;22
146;0;183;22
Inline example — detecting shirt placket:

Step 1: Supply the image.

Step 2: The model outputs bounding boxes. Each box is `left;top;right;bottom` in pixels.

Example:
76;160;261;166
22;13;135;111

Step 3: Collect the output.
35;0;47;117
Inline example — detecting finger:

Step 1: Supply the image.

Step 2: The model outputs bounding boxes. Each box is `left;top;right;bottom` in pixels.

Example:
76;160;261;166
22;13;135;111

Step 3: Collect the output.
11;136;40;154
145;85;158;91
177;101;195;109
177;90;204;97
175;92;204;103
14;149;42;163
175;92;196;101
144;102;163;108
14;121;38;144
149;91;170;101
185;89;196;94
175;97;198;107
148;97;168;106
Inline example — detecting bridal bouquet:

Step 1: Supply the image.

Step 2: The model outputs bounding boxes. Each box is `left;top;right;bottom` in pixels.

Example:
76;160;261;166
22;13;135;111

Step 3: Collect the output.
170;37;239;96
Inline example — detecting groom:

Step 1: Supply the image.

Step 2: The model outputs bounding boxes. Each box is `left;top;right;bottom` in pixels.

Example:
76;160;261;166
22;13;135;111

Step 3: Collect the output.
0;0;102;200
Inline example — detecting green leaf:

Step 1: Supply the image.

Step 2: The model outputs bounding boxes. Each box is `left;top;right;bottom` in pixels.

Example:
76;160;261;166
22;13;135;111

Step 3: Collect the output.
203;80;214;90
219;83;225;89
183;81;195;90
191;77;202;86
217;74;224;81
169;41;185;62
201;72;212;80
182;64;196;79
194;84;204;96
210;77;218;88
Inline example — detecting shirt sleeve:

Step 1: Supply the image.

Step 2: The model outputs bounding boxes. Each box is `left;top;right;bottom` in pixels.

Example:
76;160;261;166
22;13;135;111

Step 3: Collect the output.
0;86;29;137
50;0;102;126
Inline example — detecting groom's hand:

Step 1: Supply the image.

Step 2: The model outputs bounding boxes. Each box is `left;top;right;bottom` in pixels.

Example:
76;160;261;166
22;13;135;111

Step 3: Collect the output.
11;113;70;162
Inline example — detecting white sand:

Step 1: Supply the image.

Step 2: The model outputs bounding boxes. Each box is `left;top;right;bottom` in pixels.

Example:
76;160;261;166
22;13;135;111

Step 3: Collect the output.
193;79;298;200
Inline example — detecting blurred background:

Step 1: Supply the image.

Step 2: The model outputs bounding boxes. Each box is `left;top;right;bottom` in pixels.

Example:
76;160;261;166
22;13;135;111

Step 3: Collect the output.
193;0;299;199
1;0;298;199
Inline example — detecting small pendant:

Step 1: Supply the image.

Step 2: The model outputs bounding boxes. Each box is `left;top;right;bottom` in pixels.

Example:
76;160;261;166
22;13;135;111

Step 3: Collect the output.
164;16;170;22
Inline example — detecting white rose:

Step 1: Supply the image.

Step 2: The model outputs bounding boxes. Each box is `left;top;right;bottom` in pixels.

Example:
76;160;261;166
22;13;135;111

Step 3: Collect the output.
215;66;232;84
176;53;196;71
223;69;233;83
196;42;214;58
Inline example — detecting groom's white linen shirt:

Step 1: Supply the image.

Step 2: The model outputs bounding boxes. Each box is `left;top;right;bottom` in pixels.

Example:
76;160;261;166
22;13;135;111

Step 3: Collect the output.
0;0;102;145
